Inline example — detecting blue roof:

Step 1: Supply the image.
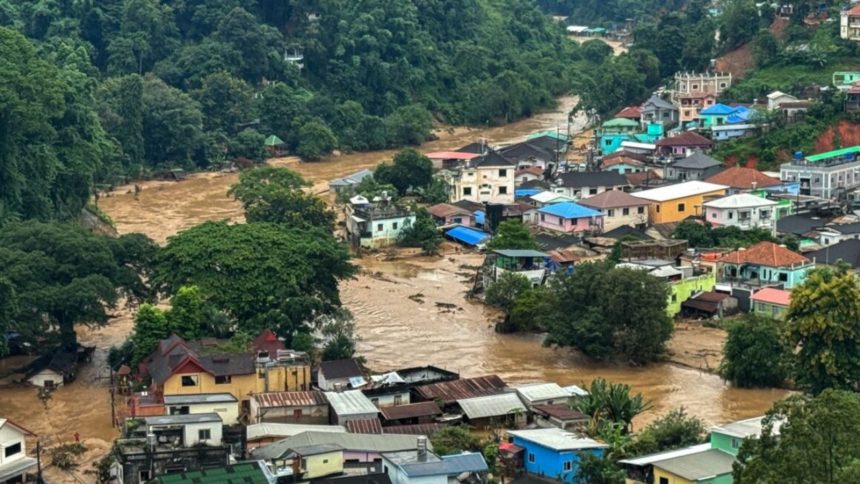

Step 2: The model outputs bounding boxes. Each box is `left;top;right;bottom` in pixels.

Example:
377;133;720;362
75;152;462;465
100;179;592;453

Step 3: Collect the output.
537;202;602;219
727;108;754;124
474;210;485;225
446;226;491;246
515;188;542;197
700;103;740;116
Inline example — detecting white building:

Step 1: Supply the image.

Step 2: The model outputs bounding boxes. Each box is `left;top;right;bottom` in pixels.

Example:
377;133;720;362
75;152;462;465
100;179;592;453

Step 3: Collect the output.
841;4;860;42
143;413;223;447
345;202;416;250
703;194;779;234
578;190;650;231
0;418;37;484
164;393;239;426
447;150;515;204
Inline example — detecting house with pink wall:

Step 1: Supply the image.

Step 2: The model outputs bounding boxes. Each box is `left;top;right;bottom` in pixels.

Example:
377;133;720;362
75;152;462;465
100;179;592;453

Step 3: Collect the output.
537;202;603;234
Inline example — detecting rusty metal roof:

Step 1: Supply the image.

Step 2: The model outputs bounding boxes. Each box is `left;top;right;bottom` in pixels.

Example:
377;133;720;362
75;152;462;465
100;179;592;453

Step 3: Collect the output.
383;423;446;436
345;418;383;434
416;375;506;404
380;402;442;421
252;391;327;408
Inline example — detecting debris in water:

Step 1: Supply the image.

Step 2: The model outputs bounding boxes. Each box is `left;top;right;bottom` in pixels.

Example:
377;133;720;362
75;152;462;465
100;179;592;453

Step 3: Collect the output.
408;293;425;304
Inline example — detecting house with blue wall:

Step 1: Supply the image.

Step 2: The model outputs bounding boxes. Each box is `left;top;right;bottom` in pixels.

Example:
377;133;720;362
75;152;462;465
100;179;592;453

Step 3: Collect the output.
508;428;606;483
597;119;664;155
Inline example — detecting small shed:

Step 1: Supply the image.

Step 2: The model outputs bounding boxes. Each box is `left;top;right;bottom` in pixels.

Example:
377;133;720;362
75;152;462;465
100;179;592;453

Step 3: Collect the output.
26;351;77;388
324;390;379;424
513;383;571;408
457;393;527;429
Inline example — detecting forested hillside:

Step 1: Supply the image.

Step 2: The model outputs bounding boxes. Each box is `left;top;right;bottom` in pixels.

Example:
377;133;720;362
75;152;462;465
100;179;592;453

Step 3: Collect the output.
0;0;579;224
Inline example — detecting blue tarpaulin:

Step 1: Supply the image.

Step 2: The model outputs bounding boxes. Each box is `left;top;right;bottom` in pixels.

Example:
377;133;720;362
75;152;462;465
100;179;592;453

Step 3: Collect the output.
474;211;486;225
515;188;541;198
446;226;491;246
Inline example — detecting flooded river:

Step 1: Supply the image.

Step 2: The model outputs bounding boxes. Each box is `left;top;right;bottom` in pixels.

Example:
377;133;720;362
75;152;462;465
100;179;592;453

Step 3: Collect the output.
0;97;787;482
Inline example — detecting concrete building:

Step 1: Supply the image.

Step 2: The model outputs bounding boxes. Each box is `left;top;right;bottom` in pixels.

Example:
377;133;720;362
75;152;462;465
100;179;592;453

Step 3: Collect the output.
703;194;780;234
632;181;728;224
664;152;723;181
164;393;239;425
346;202;417;250
672;72;733;124
841;4;860;42
779;146;860;199
446;150;516;204
579;190;649;231
536;202;604;234
552;171;628;199
508;429;606;483
640;95;678;127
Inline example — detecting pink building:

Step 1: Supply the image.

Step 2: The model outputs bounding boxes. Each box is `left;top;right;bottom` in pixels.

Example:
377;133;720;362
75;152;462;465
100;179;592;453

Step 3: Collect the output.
536;202;603;234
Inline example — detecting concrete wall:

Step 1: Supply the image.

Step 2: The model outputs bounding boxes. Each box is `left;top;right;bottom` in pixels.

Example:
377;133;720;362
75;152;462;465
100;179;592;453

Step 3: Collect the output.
648;190;726;224
668;272;717;317
0;425;27;467
249;402;329;425
163;364;311;401
453;167;515;204
166;400;240;426
537;213;601;234
27;369;64;388
591;205;648;231
304;450;344;479
362;215;416;249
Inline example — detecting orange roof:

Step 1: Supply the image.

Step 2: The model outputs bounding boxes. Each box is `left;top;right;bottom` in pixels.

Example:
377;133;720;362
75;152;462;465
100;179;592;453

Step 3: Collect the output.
705;167;781;189
424;151;479;160
718;241;810;267
516;166;544;177
603;156;645;168
849;4;860;16
616;106;642;119
751;287;792;306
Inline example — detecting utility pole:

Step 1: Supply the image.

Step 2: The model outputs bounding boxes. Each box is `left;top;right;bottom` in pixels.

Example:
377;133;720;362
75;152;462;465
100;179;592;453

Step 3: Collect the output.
36;440;44;484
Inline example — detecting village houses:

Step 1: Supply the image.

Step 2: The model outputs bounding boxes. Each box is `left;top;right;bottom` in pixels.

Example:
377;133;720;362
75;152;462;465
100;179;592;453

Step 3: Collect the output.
445;150;516;204
631;181;728;224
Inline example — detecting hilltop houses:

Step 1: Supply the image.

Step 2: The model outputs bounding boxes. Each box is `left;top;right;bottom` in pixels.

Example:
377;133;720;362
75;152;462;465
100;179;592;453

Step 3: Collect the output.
671;72;733;125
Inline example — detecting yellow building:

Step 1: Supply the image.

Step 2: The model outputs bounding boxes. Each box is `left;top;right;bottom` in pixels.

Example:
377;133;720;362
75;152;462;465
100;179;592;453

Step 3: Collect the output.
146;334;311;402
632;181;728;224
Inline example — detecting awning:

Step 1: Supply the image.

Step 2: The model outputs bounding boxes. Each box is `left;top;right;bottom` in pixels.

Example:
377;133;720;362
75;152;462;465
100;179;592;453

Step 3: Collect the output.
446;226;491;246
515;188;542;198
474;211;486;225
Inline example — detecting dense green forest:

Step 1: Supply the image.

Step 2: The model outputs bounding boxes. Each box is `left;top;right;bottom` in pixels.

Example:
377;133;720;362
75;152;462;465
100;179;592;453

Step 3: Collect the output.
0;0;581;225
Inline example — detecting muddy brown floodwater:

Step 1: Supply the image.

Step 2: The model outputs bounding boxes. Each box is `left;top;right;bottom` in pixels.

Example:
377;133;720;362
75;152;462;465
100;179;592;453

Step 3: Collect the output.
0;97;788;482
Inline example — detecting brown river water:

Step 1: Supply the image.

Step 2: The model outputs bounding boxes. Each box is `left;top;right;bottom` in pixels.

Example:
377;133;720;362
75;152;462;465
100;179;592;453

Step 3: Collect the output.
0;96;787;481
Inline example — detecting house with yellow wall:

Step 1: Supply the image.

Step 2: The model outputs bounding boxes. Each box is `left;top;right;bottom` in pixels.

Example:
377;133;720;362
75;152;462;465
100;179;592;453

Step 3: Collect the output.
631;181;728;224
142;333;311;403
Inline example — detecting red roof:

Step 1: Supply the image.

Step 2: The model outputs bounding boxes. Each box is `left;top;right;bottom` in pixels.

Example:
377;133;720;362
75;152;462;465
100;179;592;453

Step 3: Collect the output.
251;329;285;356
602;156;645;168
705;167;781;189
625;170;663;187
345;418;383;434
416;375;506;404
655;131;713;147
424;151;480;161
751;287;792;306
579;189;650;209
605;150;649;162
718;241;810;267
616;106;642;119
848;4;860;16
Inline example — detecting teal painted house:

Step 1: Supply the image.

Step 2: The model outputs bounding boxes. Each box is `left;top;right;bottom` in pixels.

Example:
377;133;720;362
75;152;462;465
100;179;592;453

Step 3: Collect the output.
598;120;663;155
717;241;814;289
508;429;606;483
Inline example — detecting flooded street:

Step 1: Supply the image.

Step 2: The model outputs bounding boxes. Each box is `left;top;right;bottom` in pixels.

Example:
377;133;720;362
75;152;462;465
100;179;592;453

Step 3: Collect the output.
344;253;788;430
0;96;787;482
99;96;585;244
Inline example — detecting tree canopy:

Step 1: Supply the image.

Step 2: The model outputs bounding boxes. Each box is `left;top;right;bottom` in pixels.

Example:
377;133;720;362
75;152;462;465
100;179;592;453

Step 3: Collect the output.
0;221;156;349
720;315;790;388
228;166;334;230
153;221;356;343
486;220;538;251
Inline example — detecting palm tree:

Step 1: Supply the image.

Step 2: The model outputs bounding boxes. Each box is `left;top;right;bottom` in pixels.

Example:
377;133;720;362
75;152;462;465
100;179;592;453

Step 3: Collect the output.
571;378;652;434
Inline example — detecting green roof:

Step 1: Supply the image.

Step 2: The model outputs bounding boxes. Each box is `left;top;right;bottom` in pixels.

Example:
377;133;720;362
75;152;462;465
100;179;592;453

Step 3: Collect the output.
155;462;269;484
806;146;860;162
602;118;640;128
528;130;569;141
264;135;285;146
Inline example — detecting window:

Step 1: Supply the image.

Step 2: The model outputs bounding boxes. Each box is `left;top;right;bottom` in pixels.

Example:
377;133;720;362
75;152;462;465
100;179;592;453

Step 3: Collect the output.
779;273;788;282
392;222;398;230
463;187;472;196
4;442;21;458
181;375;198;387
528;453;535;463
540;214;546;222
198;429;211;441
607;209;615;217
140;471;152;482
215;375;231;385
732;438;740;449
323;459;329;464
605;139;612;146
638;206;645;214
671;294;677;302
659;478;669;484
293;409;303;418
619;207;629;216
170;406;190;415
563;461;573;472
711;212;717;219
589;188;597;195
720;82;727;88
677;203;686;212
656;205;660;213
728;212;734;219
500;186;508;195
499;169;508;177
394;395;403;405
377;223;383;232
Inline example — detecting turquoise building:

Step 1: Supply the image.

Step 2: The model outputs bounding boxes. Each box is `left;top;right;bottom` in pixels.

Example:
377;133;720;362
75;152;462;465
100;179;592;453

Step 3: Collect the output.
717;241;814;289
597;119;663;155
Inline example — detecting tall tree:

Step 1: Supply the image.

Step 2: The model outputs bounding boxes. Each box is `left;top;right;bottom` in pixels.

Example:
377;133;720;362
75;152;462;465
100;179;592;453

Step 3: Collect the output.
786;267;860;394
734;390;860;483
0;222;156;349
486;220;538;250
374;149;434;195
153;221;356;342
228;166;335;230
720;315;789;388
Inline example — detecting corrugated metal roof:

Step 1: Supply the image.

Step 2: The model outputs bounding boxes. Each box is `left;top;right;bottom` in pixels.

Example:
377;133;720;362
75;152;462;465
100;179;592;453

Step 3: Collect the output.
416;375;506;404
445;226;491;246
252;391;327;408
145;413;222;426
251;431;425;460
345;418;383;434
381;402;442;421
392;452;489;477
653;448;735;481
711;416;783;439
457;393;526;420
508;429;607;451
384;423;446;436
324;390;379;416
513;383;570;404
164;393;237;405
286;444;344;457
246;423;346;441
619;443;712;466
633;181;727;202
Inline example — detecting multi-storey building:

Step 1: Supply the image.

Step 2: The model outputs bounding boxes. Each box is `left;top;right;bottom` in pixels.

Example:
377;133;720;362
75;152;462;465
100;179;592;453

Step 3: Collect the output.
671;72;733;124
779;146;860;199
